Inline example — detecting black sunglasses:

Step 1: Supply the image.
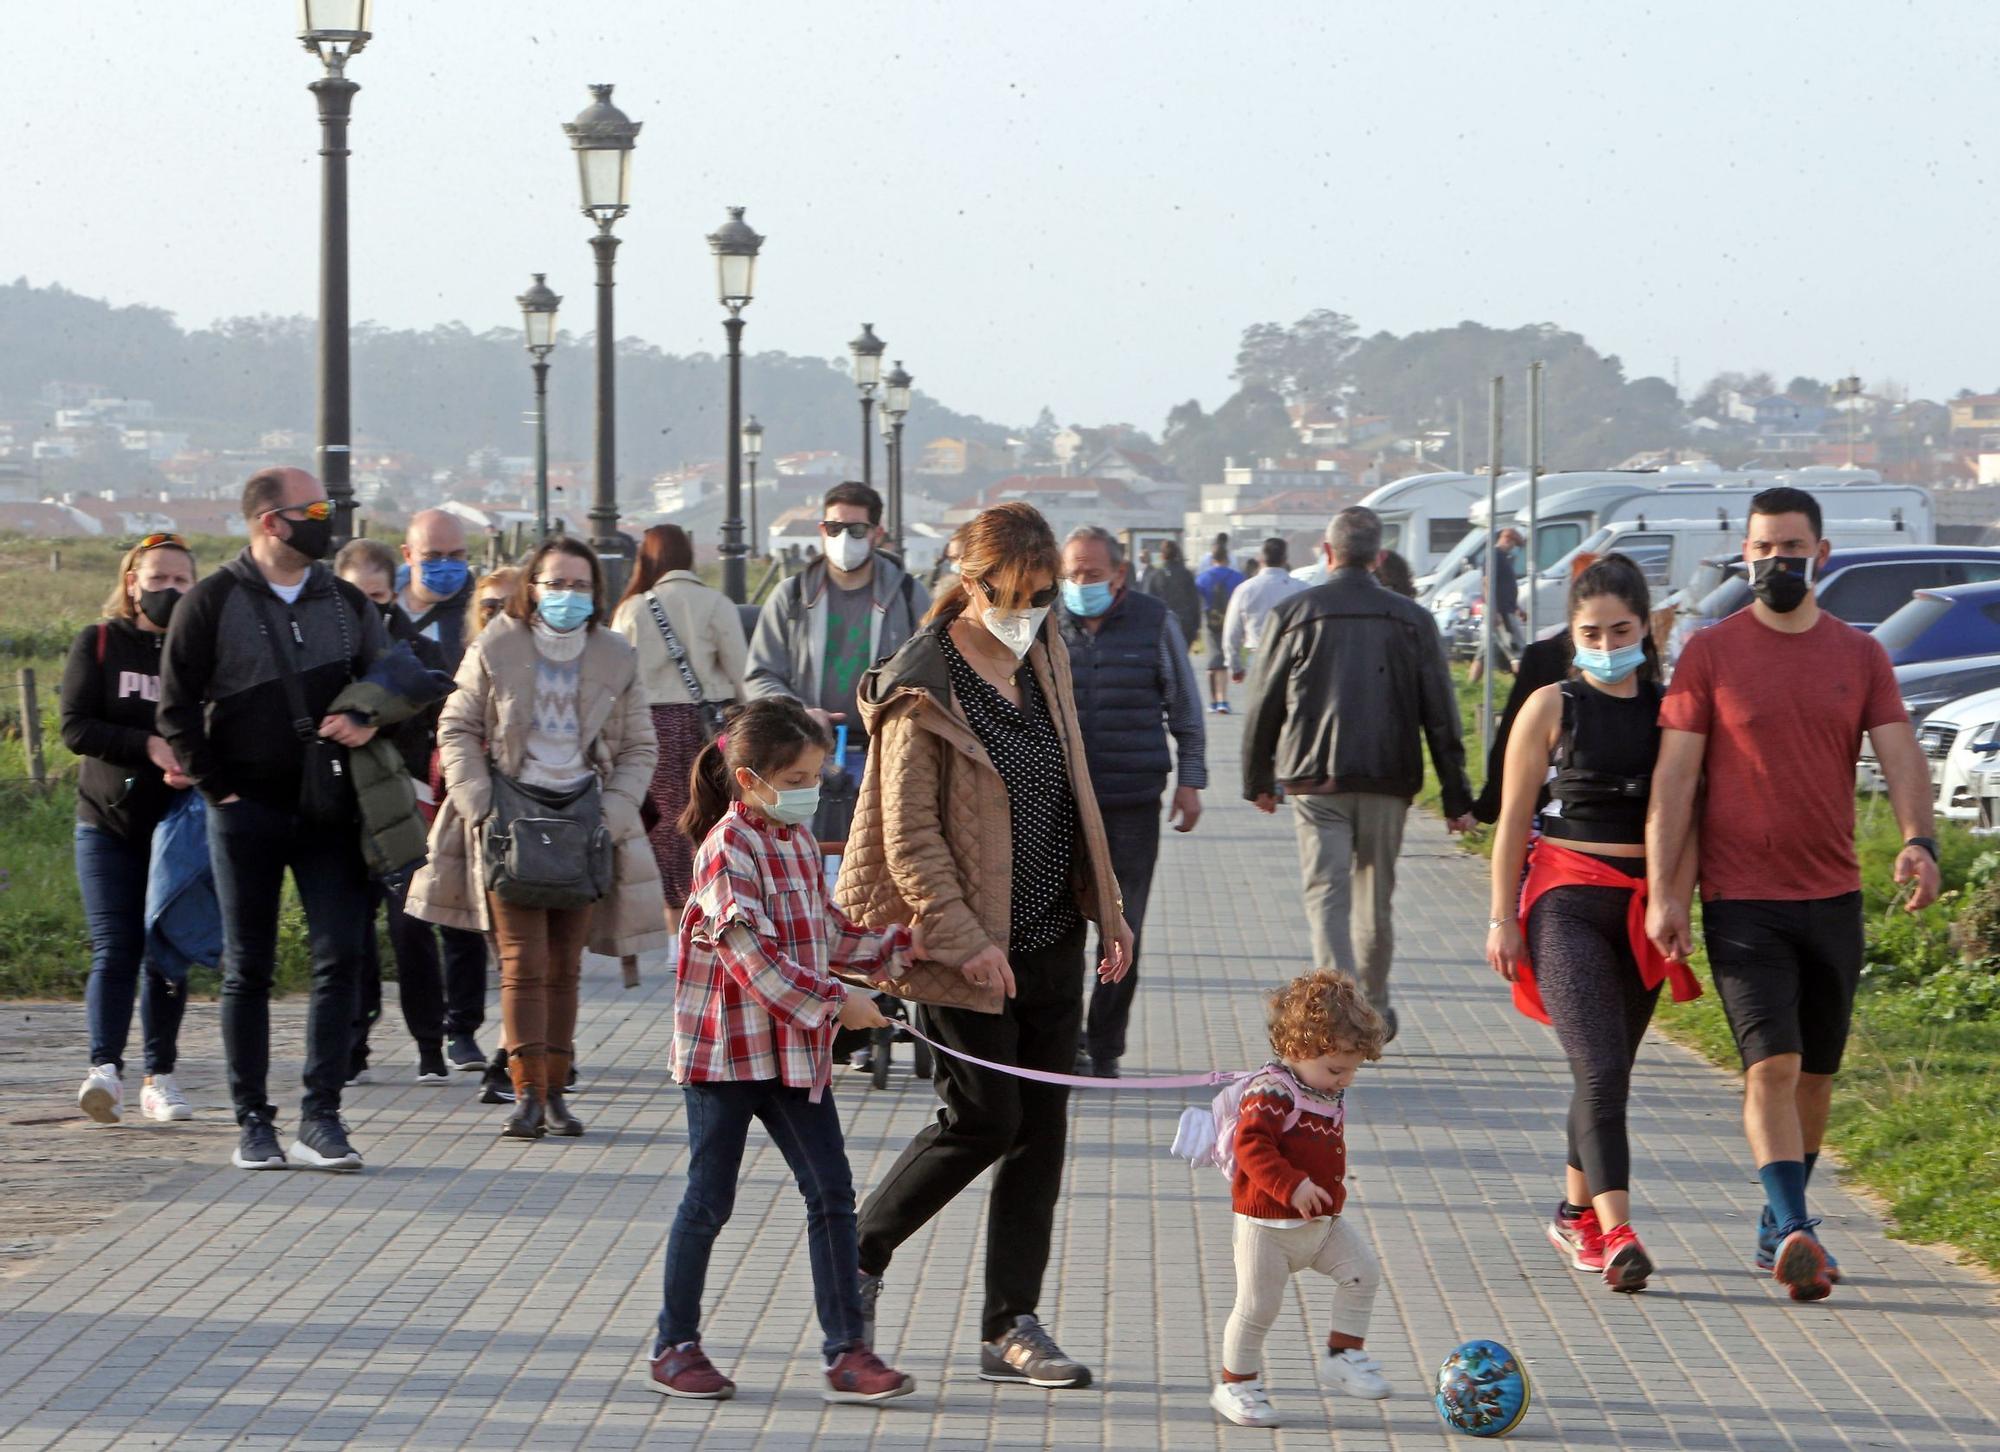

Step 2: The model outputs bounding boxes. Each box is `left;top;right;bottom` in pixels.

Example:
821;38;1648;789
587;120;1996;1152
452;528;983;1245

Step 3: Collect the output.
476;597;506;620
819;520;872;539
975;577;1059;610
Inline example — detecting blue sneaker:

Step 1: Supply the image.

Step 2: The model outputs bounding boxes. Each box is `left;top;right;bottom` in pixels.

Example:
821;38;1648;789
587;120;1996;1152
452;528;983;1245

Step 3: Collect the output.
1756;1206;1841;1282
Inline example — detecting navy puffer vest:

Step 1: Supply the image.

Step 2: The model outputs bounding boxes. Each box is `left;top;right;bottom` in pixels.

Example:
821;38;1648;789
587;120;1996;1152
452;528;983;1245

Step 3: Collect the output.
1058;589;1173;806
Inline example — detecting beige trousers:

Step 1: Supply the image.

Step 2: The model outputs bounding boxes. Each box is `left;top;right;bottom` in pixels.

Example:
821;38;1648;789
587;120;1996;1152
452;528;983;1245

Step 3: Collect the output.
1222;1213;1380;1374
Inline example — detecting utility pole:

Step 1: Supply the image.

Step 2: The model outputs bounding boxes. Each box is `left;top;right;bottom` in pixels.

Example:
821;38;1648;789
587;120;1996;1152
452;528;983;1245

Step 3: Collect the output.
1482;375;1503;750
1525;361;1543;640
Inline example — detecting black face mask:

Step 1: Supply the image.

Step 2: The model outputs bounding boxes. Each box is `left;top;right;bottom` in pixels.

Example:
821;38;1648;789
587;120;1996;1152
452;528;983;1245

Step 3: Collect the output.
1749;555;1814;614
137;586;184;629
284;514;335;562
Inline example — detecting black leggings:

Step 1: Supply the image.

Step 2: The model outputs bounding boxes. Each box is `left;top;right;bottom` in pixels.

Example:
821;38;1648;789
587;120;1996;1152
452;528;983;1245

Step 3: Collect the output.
1526;880;1661;1196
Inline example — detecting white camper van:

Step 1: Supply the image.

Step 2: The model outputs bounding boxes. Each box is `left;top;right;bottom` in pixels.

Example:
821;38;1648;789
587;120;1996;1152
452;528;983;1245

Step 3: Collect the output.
1288;471;1488;585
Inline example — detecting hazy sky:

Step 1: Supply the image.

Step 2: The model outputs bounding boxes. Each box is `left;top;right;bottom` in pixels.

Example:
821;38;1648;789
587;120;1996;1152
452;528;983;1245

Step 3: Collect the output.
9;1;1997;430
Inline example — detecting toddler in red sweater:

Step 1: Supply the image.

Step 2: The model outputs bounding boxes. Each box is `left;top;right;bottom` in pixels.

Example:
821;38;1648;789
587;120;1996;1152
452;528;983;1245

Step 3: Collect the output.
1211;971;1391;1429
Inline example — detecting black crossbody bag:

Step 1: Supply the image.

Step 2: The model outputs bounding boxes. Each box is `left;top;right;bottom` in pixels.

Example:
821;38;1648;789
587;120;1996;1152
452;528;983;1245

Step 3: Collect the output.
645;591;728;740
253;591;356;826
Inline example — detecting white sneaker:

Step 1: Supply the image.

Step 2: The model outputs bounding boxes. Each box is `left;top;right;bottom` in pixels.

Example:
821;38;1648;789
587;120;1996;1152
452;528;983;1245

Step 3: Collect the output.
1323;1347;1392;1400
1210;1378;1281;1427
79;1064;122;1123
140;1074;193;1122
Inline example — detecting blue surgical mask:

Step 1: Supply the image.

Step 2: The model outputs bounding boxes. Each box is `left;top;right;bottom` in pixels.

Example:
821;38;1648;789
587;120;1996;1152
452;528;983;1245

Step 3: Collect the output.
537;590;594;632
1061;579;1115;617
418;558;469;598
1573;642;1646;684
752;771;821;826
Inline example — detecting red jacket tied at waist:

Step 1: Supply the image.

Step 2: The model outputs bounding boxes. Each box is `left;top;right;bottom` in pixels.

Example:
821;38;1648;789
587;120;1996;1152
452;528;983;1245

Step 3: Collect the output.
1511;839;1702;1025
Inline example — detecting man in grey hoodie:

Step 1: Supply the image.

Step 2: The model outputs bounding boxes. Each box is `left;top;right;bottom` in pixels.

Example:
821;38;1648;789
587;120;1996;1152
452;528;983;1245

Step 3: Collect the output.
745;480;930;805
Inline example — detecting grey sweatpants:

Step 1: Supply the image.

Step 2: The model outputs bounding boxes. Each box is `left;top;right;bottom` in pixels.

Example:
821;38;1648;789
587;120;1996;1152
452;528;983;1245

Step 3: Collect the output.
1222;1215;1380;1373
1291;791;1408;1013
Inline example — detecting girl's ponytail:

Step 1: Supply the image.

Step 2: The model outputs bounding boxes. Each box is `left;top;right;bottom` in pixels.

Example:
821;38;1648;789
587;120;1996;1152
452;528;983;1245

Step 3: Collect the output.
677;697;831;845
680;740;734;843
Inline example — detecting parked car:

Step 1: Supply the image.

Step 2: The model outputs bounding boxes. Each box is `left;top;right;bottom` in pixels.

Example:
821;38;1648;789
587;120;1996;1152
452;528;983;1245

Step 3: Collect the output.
1856;653;2000;791
1875;579;2000;666
1670;546;2000;664
1916;685;2000;821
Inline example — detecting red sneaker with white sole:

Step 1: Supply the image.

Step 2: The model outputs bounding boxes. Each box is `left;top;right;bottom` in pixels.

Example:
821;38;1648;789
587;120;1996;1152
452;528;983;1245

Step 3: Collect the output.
648;1342;736;1400
823;1347;916;1404
1546;1205;1605;1272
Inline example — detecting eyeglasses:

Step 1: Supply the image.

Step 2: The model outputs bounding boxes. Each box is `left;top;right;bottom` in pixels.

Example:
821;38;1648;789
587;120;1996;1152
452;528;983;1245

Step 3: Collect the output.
476;597;506;620
534;576;594;593
975;576;1059;610
416;550;470;563
134;532;189;552
819;520;872;539
262;499;333;522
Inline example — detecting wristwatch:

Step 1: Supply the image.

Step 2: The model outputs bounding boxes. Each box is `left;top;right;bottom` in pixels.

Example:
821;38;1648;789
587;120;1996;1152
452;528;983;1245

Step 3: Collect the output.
1905;836;1939;862
1487;916;1515;930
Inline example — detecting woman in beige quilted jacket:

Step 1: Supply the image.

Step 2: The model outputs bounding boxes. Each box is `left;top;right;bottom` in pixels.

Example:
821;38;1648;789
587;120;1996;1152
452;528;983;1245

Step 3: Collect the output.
408;537;665;1139
835;502;1132;1390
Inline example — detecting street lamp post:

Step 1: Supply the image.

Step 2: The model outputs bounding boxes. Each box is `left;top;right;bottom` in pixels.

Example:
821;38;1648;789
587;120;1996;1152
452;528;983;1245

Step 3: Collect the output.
708;207;764;605
563;84;640;584
878;405;896;546
742;416;764;562
518;274;562;543
883;360;912;553
850;324;885;489
298;0;373;546
1834;374;1863;467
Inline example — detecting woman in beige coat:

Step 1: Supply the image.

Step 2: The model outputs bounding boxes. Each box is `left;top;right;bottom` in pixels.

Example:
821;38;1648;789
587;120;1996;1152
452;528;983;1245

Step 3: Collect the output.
835;502;1131;1389
408;537;665;1138
609;523;747;913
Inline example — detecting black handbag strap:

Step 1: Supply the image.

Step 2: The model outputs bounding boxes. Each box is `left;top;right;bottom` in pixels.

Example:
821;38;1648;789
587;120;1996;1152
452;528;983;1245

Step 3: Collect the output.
645;590;710;709
252;586;352;743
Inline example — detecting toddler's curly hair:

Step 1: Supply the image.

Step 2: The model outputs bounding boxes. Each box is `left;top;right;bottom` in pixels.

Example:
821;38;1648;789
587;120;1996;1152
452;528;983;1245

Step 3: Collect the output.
1267;970;1388;1063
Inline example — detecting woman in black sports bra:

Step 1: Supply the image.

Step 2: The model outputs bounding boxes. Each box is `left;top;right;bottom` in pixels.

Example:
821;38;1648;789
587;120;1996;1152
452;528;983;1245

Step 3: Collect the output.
1483;555;1702;1295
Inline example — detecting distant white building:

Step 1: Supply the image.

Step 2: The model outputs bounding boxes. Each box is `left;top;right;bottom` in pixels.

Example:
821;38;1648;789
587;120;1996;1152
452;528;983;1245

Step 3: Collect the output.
651;467;721;514
944;475;1190;550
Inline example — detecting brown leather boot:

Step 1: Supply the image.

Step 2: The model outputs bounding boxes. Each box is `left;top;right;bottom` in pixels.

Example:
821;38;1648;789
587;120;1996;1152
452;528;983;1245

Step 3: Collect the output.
544;1049;584;1137
502;1050;547;1138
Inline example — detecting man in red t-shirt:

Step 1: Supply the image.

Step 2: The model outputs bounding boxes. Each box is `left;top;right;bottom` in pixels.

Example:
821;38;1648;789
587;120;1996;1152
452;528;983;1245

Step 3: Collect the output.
1646;486;1939;1303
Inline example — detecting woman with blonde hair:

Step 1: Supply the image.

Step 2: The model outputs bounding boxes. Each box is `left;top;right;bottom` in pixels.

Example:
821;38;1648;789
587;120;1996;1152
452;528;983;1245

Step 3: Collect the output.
408;536;666;1137
837;501;1132;1388
62;533;201;1123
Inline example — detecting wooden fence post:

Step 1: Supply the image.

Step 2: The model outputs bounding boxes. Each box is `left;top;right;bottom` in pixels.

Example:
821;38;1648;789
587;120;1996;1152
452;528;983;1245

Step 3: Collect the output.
18;668;47;790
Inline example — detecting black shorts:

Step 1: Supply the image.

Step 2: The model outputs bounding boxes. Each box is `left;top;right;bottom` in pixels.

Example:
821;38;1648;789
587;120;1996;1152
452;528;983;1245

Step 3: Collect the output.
1702;893;1864;1075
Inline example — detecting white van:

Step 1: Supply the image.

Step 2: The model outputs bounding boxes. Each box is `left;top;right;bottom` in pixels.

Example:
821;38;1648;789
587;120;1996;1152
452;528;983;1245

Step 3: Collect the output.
1523;482;1932;625
1291;471;1490;586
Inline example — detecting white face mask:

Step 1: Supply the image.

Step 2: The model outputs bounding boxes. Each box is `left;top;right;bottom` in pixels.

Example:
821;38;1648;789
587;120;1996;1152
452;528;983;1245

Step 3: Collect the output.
981;605;1049;660
826;530;873;573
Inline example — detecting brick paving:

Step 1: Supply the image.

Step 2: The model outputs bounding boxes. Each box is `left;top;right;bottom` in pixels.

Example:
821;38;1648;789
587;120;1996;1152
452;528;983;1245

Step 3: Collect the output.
1;711;1996;1449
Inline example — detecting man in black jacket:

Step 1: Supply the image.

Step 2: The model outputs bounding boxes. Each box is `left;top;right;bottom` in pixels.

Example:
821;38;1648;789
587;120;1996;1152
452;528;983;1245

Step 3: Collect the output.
159;467;389;1173
1241;506;1476;1039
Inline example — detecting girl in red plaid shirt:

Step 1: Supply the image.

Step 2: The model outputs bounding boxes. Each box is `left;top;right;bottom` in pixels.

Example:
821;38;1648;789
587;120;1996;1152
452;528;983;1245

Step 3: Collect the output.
648;697;921;1406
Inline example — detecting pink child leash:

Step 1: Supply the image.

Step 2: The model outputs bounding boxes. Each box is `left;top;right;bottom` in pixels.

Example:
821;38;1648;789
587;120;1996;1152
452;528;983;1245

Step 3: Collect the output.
896;1020;1240;1090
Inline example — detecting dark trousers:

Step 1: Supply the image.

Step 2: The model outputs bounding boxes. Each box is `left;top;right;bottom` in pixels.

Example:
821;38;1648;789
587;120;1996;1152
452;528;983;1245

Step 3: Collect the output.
207;797;371;1124
354;876;487;1057
858;924;1087;1342
76;823;187;1076
1085;798;1161;1063
658;1080;864;1362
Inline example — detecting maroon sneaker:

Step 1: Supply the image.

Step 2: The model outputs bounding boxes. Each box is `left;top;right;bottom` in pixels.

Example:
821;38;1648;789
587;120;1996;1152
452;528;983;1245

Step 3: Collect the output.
1773;1228;1833;1303
1601;1224;1655;1293
824;1347;917;1404
648;1342;736;1400
1546;1205;1605;1272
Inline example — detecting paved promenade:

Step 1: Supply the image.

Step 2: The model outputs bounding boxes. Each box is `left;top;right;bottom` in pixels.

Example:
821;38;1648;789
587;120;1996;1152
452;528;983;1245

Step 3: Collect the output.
2;713;1996;1450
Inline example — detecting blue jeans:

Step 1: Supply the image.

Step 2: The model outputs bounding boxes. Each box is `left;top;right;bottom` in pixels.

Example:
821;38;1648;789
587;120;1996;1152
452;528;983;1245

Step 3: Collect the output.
76;823;187;1075
657;1080;864;1361
206;796;372;1124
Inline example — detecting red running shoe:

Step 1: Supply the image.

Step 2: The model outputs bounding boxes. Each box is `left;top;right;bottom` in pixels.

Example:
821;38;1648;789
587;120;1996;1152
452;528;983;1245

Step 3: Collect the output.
824;1347;917;1404
1772;1228;1834;1303
648;1342;736;1400
1546;1205;1605;1272
1601;1224;1654;1293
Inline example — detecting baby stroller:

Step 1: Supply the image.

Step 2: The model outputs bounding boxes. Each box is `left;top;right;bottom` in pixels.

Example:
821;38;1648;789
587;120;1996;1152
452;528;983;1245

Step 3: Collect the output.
815;726;933;1090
